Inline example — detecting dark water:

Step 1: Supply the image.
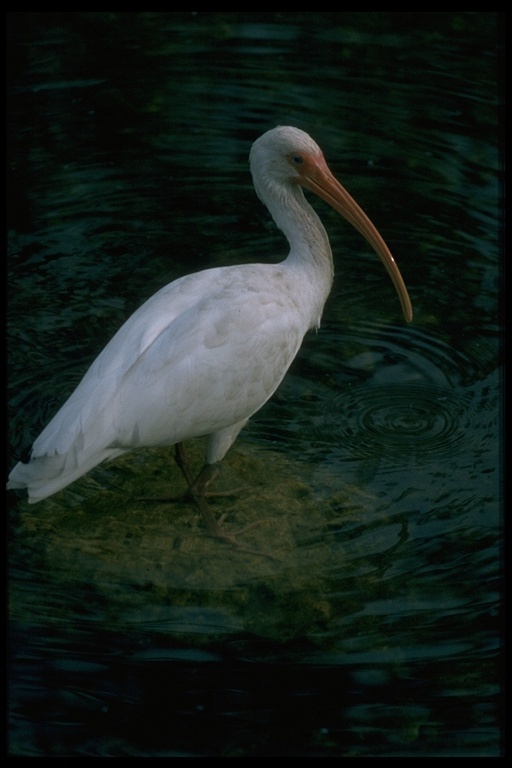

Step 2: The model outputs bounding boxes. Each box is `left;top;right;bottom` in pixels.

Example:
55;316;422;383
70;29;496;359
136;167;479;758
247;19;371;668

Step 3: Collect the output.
7;13;503;756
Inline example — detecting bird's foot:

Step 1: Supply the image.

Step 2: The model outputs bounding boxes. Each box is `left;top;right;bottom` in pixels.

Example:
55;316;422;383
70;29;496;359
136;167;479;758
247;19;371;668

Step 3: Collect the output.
137;487;277;560
190;471;277;559
201;511;278;561
139;452;277;560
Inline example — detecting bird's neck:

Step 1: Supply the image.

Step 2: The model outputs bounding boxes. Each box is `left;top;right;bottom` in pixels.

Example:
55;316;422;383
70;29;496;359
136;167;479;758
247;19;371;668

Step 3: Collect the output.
261;183;334;331
264;183;334;283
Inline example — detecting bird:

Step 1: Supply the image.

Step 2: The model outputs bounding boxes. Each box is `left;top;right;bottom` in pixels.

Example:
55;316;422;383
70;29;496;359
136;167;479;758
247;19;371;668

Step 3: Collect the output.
7;125;413;550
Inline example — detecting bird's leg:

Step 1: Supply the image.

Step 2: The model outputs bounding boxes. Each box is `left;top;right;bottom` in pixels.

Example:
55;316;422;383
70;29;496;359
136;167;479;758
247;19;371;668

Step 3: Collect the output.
139;443;275;558
186;462;226;534
174;441;196;487
140;443;244;502
174;442;245;499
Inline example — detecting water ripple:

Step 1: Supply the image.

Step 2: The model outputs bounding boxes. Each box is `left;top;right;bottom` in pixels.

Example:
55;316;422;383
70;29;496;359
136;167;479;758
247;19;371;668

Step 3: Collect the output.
327;382;472;460
314;322;496;462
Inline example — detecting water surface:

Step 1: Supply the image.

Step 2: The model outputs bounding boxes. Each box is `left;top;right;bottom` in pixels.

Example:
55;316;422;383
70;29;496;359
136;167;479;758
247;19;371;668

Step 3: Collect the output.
7;12;502;756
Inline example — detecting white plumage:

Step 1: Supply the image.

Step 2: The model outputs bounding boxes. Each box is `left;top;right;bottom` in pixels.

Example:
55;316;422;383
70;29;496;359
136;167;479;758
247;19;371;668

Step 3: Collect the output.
8;126;412;544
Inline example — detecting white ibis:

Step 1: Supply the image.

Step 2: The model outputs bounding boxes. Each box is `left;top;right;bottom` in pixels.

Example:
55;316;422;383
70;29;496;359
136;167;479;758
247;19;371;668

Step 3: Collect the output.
7;126;412;549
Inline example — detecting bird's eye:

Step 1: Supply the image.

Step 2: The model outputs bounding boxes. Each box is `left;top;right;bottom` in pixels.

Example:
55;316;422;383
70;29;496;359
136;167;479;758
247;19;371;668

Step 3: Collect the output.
291;154;303;165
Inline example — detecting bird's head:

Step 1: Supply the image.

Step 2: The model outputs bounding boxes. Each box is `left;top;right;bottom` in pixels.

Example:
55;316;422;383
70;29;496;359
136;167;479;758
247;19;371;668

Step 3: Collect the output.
250;125;325;190
250;125;413;323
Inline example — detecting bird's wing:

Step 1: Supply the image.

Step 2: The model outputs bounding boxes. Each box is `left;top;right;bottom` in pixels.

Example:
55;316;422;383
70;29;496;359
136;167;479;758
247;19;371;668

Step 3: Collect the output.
30;264;307;458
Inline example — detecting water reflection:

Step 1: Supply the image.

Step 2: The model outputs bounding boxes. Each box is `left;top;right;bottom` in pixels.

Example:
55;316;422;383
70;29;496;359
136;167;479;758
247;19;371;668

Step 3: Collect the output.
8;12;502;757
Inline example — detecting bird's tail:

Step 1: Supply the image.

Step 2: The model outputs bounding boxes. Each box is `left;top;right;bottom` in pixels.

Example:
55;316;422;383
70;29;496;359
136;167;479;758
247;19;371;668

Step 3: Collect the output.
7;446;125;503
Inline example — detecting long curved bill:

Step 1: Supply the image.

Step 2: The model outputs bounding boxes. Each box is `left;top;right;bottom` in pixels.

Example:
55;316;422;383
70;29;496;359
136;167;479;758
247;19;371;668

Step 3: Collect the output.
299;153;413;323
